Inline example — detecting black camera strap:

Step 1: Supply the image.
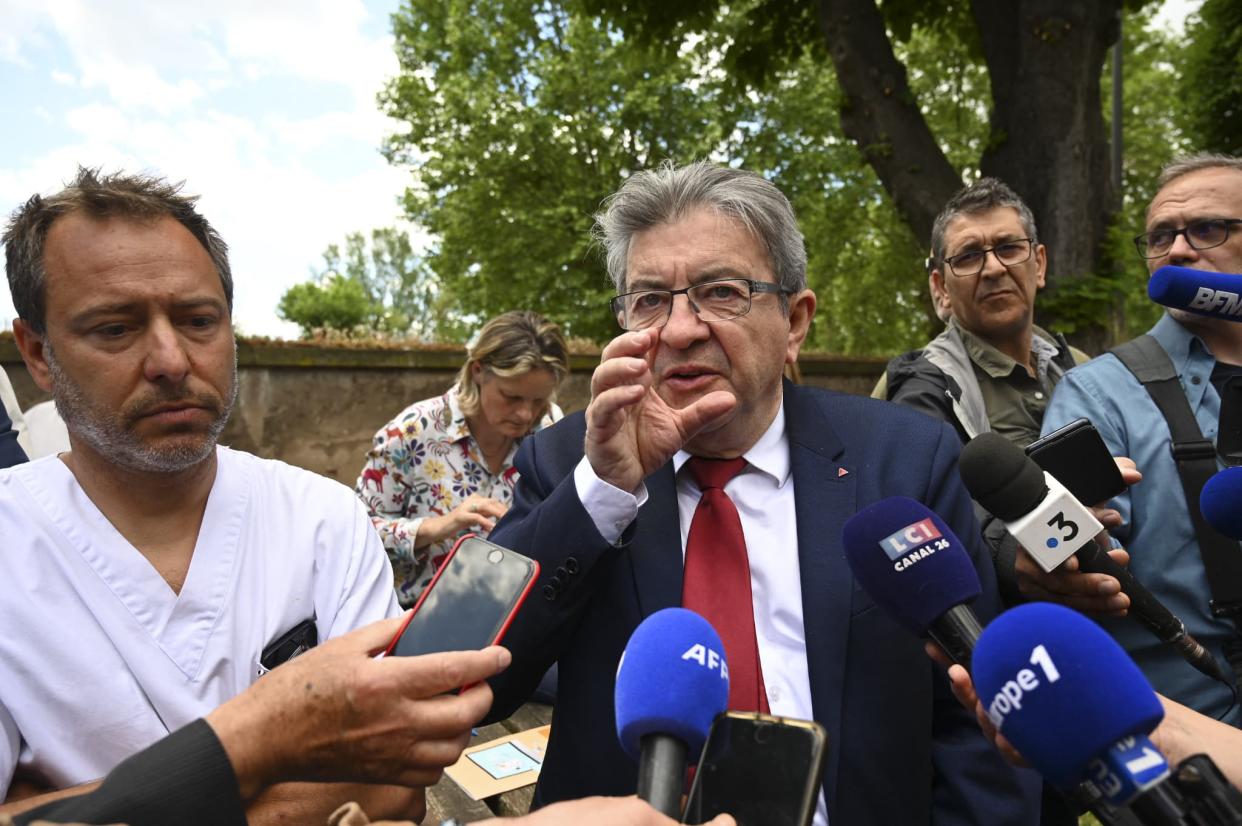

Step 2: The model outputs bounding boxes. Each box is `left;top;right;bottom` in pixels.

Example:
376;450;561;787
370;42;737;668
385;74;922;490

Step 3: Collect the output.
1111;335;1242;688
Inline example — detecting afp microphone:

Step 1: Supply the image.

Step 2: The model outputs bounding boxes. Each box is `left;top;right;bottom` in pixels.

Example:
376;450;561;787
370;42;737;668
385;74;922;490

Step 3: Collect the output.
841;497;984;667
615;608;729;817
959;432;1231;685
1149;265;1242;322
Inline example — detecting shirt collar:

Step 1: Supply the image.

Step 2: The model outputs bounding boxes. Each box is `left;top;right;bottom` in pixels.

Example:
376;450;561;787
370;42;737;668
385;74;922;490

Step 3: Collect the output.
1151;311;1216;369
444;386;473;444
951;317;1057;380
673;399;790;487
1151;311;1219;409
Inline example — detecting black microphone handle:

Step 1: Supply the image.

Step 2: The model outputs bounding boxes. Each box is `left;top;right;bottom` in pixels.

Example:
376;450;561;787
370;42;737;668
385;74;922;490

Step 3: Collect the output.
928;604;984;672
1128;776;1191;826
1072;541;1233;685
637;733;687;818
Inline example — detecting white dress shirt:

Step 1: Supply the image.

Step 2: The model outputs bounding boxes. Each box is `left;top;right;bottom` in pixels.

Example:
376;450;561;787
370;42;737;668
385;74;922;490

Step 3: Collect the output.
574;401;828;825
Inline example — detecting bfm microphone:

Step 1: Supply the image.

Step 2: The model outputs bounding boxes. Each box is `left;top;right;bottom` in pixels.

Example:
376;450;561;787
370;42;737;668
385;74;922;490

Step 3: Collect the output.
841;496;984;668
960;432;1231;685
615;607;729;817
1149;265;1242;323
972;602;1182;821
1202;466;1242;540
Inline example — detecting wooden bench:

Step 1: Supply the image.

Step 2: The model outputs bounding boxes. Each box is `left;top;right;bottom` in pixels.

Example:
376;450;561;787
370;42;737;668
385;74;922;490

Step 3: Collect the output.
425;703;553;823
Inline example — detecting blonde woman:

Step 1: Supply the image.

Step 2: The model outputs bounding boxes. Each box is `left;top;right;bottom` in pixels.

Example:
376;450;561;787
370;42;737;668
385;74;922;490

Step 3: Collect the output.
357;311;569;606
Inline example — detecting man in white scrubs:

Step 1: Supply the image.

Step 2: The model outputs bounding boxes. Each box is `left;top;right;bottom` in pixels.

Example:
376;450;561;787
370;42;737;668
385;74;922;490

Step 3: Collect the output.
0;169;413;823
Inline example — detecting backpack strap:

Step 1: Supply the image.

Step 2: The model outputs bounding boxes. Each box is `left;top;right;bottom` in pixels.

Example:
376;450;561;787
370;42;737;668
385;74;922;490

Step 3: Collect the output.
1111;336;1242;682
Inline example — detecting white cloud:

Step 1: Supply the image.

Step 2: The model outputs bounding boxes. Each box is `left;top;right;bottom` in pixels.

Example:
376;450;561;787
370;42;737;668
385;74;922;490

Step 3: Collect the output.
0;1;414;337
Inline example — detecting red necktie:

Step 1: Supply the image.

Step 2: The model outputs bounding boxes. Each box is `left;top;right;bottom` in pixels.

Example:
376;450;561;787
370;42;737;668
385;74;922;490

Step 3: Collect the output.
681;456;770;713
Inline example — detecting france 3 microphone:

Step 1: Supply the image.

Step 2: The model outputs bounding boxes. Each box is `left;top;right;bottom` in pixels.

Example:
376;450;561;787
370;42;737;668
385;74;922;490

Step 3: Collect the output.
615;607;729;818
959;432;1231;685
841;496;984;668
974;602;1242;824
1149;266;1242;323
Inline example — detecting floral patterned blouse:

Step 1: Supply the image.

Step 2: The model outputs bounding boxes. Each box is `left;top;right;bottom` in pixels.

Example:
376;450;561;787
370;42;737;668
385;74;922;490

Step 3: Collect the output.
355;386;562;607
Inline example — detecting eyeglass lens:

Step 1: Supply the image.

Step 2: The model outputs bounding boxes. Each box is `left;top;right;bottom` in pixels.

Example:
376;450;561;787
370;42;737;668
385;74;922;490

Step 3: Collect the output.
1142;221;1233;257
616;279;753;330
947;240;1031;276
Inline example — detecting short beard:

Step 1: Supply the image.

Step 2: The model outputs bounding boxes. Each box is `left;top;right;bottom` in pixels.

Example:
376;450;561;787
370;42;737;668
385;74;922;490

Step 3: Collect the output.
45;342;238;474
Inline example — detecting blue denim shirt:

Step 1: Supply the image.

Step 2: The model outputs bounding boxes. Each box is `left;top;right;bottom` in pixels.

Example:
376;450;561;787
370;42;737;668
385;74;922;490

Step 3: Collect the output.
1043;313;1240;725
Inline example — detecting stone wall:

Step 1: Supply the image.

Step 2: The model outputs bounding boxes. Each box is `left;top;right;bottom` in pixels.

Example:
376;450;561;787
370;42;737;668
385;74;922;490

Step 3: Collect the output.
1;338;886;484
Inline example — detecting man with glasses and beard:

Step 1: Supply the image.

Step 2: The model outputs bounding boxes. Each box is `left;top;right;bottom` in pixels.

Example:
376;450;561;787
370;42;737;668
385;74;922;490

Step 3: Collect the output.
0;169;417;824
883;178;1086;449
1032;154;1242;729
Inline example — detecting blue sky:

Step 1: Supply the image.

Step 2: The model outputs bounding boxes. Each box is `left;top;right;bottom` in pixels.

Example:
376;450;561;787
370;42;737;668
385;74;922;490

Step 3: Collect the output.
0;0;412;337
0;1;1197;338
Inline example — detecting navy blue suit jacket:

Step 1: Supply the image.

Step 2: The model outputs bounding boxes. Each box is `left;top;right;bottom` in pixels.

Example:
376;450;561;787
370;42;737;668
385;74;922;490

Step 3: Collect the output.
0;402;27;469
488;382;1040;825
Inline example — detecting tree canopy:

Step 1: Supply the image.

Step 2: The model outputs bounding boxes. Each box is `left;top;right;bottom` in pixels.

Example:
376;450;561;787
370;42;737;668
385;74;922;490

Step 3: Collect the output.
367;0;1194;354
278;227;445;339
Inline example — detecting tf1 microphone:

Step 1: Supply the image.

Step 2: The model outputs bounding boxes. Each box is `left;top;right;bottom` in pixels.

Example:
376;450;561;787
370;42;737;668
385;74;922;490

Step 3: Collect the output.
841;496;983;668
1149;265;1242;323
615;607;729;818
1202;466;1242;540
972;602;1181;820
960;432;1231;686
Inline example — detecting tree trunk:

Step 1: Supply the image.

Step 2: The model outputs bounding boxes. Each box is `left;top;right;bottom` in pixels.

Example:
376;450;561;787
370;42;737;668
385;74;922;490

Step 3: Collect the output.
819;0;1122;350
973;0;1121;350
818;0;962;249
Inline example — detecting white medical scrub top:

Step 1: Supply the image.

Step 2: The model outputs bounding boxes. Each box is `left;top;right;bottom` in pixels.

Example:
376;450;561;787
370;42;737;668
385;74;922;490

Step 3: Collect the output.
0;446;400;796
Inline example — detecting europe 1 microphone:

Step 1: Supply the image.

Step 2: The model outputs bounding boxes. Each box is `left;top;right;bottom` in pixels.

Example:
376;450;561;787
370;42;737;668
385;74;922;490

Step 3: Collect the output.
974;602;1242;825
842;496;1144;826
959;432;1232;686
614;607;730;818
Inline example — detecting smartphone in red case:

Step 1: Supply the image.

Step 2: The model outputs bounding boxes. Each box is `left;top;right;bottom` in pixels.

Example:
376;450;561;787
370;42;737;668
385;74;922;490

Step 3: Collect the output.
383;534;540;658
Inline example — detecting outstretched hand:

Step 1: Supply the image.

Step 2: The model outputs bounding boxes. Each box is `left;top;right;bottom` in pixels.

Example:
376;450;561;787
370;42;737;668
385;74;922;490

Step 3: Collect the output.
207;614;510;799
585;329;736;492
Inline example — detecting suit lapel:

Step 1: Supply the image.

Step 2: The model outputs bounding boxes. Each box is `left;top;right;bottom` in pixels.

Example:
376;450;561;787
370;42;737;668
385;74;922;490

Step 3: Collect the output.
785;383;855;818
628;463;684;616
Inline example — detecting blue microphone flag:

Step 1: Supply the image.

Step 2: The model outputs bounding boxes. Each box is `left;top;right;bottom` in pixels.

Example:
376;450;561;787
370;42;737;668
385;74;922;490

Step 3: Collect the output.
841;496;982;636
973;603;1164;788
614;607;729;761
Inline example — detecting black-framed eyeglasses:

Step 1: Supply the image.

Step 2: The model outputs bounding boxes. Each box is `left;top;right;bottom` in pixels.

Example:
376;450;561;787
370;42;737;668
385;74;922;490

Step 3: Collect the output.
939;239;1035;277
1133;219;1242;259
609;278;794;331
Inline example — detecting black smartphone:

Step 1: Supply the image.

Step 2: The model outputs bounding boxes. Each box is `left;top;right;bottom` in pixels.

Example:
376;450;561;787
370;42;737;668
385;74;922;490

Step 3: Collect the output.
683;712;827;826
1025;418;1126;506
382;534;539;658
258;617;318;675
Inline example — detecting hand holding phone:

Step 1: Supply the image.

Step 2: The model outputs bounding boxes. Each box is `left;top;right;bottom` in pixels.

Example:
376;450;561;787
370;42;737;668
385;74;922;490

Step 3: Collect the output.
1025;418;1126;506
383;535;539;661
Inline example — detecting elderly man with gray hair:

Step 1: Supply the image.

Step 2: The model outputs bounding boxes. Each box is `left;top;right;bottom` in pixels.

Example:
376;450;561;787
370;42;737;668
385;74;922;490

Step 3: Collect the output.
484;160;1041;825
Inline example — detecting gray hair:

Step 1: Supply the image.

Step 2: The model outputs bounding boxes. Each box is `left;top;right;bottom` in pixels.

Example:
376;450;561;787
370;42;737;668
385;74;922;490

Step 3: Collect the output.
593;160;807;297
1155;152;1242;191
930;177;1039;263
3;167;232;335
